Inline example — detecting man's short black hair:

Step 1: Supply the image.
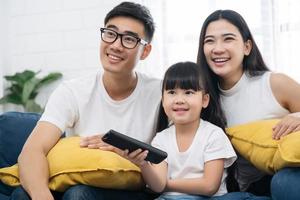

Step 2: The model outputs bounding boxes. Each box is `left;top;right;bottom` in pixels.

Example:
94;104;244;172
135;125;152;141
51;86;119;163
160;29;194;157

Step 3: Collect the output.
104;1;155;42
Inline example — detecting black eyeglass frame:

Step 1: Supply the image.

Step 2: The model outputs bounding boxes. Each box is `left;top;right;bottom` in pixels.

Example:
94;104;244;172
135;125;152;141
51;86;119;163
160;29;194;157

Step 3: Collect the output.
100;28;148;49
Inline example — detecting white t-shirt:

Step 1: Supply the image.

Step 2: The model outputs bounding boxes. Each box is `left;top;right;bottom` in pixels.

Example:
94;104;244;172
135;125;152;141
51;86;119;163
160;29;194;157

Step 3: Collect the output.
151;119;237;196
40;70;162;143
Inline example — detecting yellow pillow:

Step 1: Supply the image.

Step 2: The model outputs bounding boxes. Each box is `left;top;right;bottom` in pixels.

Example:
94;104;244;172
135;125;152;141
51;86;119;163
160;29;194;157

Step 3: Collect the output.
0;137;143;192
226;119;300;174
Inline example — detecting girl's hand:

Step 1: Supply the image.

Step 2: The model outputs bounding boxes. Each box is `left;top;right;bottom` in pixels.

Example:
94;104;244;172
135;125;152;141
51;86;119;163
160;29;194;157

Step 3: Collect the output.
122;149;149;167
272;114;300;140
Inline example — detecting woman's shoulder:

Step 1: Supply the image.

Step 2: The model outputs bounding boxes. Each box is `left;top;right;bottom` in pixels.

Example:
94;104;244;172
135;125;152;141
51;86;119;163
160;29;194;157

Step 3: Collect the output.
270;72;295;84
270;72;300;110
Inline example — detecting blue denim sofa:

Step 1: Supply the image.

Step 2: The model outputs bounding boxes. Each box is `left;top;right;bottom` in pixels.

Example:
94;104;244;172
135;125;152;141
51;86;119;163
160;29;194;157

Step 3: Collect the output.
0;112;41;199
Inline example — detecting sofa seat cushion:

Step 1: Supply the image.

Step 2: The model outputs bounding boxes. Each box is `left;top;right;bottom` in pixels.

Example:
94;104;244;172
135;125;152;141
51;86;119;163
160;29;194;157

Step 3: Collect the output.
0;112;40;168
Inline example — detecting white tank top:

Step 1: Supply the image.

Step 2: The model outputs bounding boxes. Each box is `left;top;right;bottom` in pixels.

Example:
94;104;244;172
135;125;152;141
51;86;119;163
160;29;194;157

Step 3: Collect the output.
220;72;289;127
220;72;289;191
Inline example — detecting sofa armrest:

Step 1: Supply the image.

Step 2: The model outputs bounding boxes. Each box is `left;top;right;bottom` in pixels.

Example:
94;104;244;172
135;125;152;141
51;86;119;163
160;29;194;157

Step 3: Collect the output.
0;112;41;168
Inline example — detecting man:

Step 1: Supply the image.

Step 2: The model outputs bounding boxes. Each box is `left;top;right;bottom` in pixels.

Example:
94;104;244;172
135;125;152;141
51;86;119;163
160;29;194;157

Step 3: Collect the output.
12;2;161;200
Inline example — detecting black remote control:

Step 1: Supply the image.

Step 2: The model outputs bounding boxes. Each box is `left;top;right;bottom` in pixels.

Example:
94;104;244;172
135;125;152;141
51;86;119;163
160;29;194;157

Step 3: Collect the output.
102;129;168;164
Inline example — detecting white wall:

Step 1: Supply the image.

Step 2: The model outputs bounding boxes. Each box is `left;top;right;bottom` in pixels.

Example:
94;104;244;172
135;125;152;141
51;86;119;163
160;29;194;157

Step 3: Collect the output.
7;0;121;78
1;0;164;111
5;0;163;78
0;0;9;113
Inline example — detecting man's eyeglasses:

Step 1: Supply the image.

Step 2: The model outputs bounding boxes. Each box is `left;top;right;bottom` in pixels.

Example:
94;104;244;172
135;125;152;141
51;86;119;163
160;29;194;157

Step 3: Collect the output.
100;28;148;49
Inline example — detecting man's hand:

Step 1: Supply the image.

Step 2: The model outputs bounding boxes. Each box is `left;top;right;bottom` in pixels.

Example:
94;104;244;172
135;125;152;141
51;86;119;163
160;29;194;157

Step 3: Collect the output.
80;135;149;167
272;114;300;140
80;134;122;152
80;135;106;149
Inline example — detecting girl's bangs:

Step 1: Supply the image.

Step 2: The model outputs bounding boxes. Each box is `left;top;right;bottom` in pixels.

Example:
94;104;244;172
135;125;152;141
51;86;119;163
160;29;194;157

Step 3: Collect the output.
163;69;203;91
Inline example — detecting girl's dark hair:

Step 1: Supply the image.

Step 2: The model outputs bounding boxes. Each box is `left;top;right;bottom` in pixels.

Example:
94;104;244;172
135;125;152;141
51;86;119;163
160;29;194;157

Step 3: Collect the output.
156;61;226;133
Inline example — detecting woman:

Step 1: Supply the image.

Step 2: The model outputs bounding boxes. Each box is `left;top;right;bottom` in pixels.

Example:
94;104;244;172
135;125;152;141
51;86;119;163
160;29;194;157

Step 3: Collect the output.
196;9;300;200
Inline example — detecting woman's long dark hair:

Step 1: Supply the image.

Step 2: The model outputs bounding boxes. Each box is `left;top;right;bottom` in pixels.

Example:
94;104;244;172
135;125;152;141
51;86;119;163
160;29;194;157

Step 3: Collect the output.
195;10;271;192
197;10;269;100
156;61;226;133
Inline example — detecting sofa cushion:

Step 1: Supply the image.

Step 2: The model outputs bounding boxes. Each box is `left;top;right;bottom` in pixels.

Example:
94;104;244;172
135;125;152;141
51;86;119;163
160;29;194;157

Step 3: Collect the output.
226;119;300;174
0;112;41;168
0;137;143;192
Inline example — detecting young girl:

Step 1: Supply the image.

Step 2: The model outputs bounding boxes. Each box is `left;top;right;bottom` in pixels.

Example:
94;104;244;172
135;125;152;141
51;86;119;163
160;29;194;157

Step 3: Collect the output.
151;61;236;199
123;62;269;200
196;10;300;199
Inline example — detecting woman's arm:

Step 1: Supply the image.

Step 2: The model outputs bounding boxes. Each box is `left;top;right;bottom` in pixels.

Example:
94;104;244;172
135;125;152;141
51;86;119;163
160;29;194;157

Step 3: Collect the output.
166;159;224;196
270;73;300;139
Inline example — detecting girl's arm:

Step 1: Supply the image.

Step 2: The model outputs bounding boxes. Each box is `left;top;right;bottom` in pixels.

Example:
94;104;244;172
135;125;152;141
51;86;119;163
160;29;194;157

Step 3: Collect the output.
270;73;300;139
121;149;168;192
166;159;224;196
140;161;168;192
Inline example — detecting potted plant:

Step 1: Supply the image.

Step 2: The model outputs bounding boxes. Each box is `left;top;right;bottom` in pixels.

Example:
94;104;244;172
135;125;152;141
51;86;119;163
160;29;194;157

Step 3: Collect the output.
0;70;62;113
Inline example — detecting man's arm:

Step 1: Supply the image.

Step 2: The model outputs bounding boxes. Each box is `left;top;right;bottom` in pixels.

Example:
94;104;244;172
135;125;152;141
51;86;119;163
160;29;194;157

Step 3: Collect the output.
18;121;62;200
